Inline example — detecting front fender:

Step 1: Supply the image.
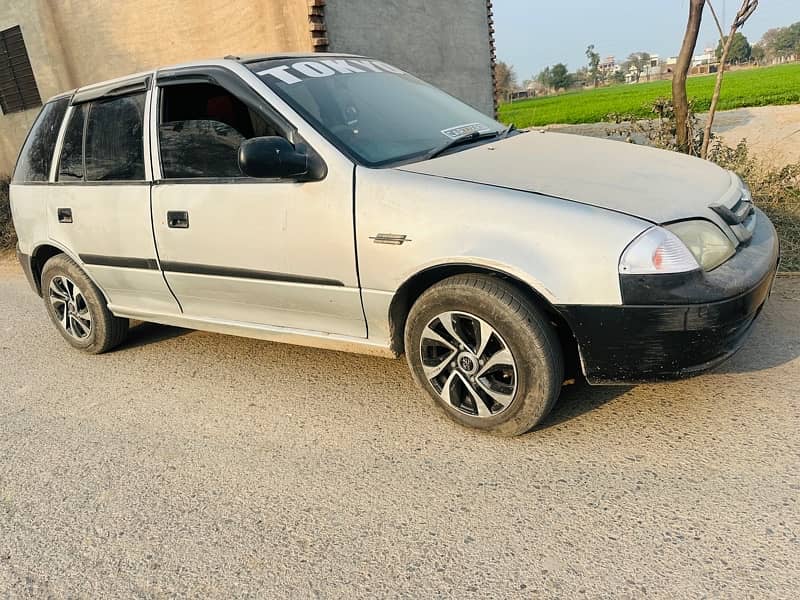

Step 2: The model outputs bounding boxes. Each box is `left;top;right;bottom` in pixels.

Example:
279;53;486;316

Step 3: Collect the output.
356;167;650;306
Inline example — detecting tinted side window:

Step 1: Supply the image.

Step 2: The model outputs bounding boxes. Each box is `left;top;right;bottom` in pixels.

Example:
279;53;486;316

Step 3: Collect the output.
57;104;87;182
85;93;146;181
160;120;244;179
12;97;69;183
159;83;279;179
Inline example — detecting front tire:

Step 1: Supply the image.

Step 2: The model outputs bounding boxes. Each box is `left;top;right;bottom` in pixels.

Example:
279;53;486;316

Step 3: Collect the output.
405;275;563;436
41;254;129;354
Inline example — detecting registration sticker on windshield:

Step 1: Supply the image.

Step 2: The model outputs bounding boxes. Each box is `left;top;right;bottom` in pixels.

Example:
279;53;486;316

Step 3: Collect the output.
441;123;492;139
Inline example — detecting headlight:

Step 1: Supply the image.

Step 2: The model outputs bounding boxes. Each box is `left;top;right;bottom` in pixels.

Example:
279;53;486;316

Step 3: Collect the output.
666;220;735;271
619;227;700;274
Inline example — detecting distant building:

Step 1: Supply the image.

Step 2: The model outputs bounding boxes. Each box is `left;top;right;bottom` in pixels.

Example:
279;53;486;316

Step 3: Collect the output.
599;56;621;78
625;54;663;84
509;89;533;101
692;47;717;67
625;65;640;84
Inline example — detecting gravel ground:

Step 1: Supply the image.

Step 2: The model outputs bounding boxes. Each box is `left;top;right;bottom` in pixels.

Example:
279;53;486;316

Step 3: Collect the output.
1;264;798;599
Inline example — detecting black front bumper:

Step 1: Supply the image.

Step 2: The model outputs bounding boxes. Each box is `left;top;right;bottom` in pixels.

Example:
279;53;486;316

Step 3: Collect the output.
557;210;780;384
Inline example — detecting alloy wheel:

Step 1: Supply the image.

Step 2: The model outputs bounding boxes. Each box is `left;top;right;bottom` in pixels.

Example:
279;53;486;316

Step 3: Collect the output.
49;275;92;340
419;311;518;418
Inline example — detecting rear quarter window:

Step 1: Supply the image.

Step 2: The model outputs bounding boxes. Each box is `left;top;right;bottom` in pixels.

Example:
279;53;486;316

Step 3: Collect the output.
12;97;69;183
57;104;87;181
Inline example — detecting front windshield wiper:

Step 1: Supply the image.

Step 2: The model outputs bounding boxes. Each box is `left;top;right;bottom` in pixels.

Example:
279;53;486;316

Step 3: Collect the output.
423;129;504;161
499;123;516;139
422;123;518;161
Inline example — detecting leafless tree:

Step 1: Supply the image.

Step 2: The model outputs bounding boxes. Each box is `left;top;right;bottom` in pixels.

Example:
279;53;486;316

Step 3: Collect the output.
701;0;759;158
673;0;706;153
494;61;518;104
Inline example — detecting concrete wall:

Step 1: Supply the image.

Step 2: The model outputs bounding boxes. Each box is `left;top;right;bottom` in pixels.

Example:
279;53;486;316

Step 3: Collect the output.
0;0;311;175
0;0;72;176
324;0;495;116
0;0;495;174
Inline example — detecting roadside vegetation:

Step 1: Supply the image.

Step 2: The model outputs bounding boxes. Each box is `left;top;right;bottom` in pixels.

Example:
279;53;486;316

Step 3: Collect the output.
602;101;799;272
708;141;800;271
498;63;800;128
0;176;13;252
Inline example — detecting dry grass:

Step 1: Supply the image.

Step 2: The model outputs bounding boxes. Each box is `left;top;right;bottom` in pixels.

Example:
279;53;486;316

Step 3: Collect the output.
708;140;800;272
0;176;14;252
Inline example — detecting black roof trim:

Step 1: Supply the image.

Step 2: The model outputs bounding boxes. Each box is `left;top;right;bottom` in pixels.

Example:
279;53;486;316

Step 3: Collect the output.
238;53;366;66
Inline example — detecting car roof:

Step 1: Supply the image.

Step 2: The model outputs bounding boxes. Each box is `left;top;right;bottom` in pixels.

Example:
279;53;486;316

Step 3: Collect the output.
46;53;369;104
230;52;366;65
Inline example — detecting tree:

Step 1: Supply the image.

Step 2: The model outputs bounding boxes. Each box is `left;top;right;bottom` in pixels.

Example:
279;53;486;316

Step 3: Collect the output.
574;66;589;87
702;0;759;159
536;66;552;88
759;22;800;60
550;63;572;90
586;44;601;87
494;61;518;103
715;32;752;63
624;52;651;73
536;63;572;91
751;43;766;63
673;0;706;154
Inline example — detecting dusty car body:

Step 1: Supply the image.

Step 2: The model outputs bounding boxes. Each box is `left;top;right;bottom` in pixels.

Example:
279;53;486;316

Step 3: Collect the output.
11;55;779;435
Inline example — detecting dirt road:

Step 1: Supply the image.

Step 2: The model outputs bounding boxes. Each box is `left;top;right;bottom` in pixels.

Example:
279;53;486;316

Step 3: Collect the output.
1;265;798;598
550;104;800;166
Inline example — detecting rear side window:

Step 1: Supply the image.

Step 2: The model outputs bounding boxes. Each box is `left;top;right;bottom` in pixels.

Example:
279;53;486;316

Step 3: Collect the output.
57;104;87;181
85;93;146;181
12;97;69;183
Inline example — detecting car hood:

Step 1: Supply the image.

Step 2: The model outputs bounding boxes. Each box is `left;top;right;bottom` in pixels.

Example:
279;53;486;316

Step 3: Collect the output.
398;131;740;224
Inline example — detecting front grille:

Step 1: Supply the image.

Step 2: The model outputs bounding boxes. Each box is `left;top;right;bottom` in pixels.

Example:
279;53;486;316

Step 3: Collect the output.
710;194;756;244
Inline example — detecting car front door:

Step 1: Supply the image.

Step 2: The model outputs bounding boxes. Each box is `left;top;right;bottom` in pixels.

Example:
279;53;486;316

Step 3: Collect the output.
149;66;365;338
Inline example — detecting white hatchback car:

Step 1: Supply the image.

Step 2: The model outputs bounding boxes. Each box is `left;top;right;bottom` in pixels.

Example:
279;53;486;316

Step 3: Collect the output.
11;54;779;435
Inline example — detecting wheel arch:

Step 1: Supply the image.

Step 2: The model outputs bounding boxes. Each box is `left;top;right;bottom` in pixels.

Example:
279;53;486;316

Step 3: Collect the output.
387;263;581;377
29;242;109;303
29;243;66;296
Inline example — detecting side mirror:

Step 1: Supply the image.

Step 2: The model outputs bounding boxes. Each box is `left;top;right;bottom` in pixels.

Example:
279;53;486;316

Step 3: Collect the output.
238;136;309;179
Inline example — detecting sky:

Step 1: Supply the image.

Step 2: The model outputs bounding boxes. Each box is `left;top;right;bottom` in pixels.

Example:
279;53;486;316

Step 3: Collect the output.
493;0;800;80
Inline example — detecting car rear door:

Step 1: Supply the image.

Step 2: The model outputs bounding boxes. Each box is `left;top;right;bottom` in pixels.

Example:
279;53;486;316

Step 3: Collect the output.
148;65;365;337
47;75;180;315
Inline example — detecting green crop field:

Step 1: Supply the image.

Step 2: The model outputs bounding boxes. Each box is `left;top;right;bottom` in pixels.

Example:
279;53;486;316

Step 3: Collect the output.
498;63;800;128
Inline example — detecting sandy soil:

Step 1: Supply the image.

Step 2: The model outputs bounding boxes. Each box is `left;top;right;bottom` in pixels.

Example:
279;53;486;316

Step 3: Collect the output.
548;104;800;166
1;266;799;597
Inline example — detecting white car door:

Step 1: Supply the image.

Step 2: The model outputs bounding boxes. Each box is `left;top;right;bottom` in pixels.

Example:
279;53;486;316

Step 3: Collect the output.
149;66;366;337
47;77;180;315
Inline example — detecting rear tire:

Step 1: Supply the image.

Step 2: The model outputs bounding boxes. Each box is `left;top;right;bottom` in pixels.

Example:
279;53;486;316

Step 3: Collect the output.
41;254;129;354
405;274;563;436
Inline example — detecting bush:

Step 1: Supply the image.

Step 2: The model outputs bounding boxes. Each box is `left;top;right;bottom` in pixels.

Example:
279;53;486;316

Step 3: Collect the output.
605;99;800;272
0;175;14;251
708;140;800;272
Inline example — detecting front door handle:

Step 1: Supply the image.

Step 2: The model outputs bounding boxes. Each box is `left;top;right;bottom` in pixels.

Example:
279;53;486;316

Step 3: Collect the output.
167;211;189;229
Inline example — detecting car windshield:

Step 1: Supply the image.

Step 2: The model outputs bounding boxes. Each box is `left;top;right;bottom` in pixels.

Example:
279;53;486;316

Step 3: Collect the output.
248;57;504;167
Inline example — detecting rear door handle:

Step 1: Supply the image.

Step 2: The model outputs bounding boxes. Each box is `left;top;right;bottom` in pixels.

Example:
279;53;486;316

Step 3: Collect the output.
167;211;189;229
57;208;72;223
